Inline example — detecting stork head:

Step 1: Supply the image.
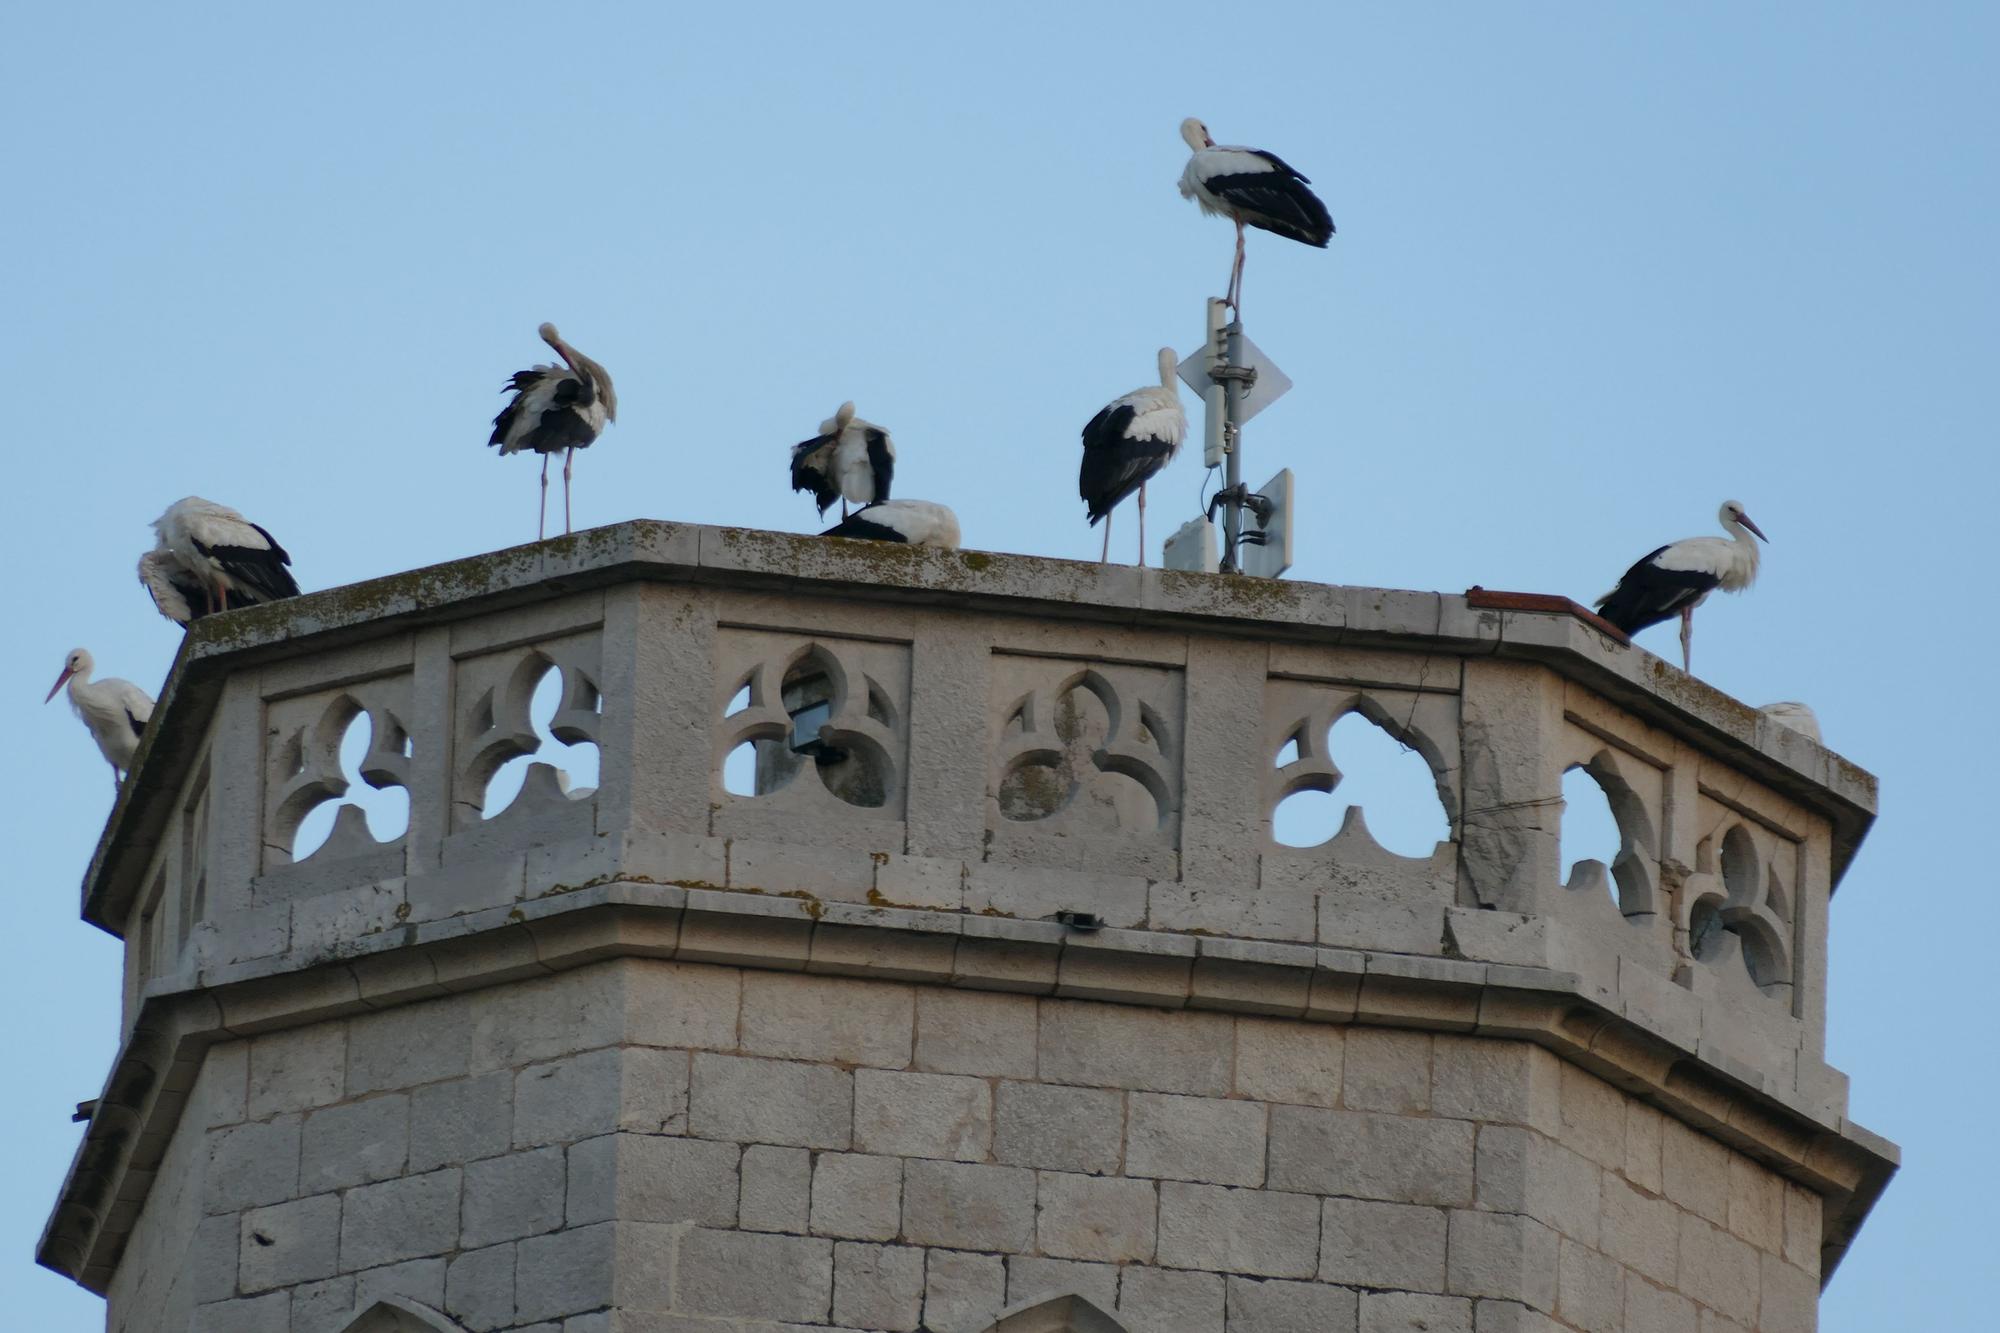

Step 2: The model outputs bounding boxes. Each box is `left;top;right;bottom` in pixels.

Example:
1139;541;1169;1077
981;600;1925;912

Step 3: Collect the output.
1156;347;1180;388
46;647;91;703
1180;118;1213;151
538;322;563;349
827;401;857;435
1719;500;1768;542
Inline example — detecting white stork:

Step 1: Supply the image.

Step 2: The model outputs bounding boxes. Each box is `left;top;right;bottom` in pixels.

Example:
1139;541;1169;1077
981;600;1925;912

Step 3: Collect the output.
1178;117;1335;314
45;648;155;790
1080;348;1186;565
138;542;209;628
489;322;617;539
153;497;301;617
1595;500;1768;674
791;401;895;518
820;499;961;550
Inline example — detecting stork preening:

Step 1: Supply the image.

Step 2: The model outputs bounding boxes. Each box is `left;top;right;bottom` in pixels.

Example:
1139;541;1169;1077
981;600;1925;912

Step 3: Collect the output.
1595;500;1768;674
138;544;210;628
152;497;301;617
45;649;155;791
490;323;618;539
791;402;895;518
1080;348;1186;565
820;499;961;550
1178;117;1334;314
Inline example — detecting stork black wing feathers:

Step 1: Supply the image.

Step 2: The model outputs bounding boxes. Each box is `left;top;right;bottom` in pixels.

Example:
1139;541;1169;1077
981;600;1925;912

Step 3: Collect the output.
1079;405;1178;525
790;436;842;514
819;512;910;543
192;532;300;605
1206;156;1335;247
1594;548;1721;634
865;429;894;503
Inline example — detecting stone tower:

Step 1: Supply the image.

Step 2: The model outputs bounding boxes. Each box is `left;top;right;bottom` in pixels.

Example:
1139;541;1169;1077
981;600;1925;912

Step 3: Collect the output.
41;524;1896;1333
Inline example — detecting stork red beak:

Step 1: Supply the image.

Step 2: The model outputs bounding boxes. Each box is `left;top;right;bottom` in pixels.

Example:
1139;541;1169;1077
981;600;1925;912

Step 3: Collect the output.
45;667;75;703
1740;514;1769;542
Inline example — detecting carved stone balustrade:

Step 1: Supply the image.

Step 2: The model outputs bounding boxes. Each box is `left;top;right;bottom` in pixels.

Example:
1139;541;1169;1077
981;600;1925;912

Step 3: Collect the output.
42;521;1896;1322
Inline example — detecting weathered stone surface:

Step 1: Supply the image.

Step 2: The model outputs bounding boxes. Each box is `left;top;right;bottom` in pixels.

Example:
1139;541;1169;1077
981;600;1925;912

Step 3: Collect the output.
993;1081;1123;1175
674;1228;833;1322
347;998;471;1095
1157;1182;1320;1278
1126;1092;1267;1187
515;1222;614;1323
1475;1126;1602;1246
1341;1028;1433;1113
248;1025;346;1119
193;1293;289;1332
854;1068;992;1161
301;1093;409;1193
1601;1174;1678;1286
1268;1106;1474;1205
1035;1172;1156;1262
353;1257;447;1311
1558;1065;1627;1170
741;972;914;1067
1725;1156;1784;1253
1120;1265;1226;1333
1320;1197;1447;1291
1624;1101;1666;1193
902;1161;1036;1251
1660;1120;1732;1227
567;1133;739;1229
409;1071;514;1174
1360;1291;1474;1333
204;1116;302;1214
463;1145;567;1246
1006;1255;1120;1311
739;1144;811;1233
812;1152;904;1241
1234;1016;1343;1108
238;1194;341;1292
1432;1037;1560;1133
1759;1251;1817;1333
689;1054;852;1150
515;1048;688;1148
288;1273;356;1333
1447;1210;1559;1309
924;1248;1007;1333
1555;1238;1624;1333
1226;1276;1360;1333
1038;1001;1233;1095
915;989;1038;1078
339;1168;462;1271
446;1242;517;1332
1677;1215;1759;1327
624;960;742;1051
833;1242;926;1332
1625;1278;1698;1333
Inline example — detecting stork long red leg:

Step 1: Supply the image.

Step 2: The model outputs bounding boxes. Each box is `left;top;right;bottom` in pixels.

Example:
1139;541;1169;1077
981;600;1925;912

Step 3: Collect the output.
1138;484;1148;567
1100;509;1112;563
1227;220;1247;313
563;448;575;536
539;455;551;541
1680;607;1694;674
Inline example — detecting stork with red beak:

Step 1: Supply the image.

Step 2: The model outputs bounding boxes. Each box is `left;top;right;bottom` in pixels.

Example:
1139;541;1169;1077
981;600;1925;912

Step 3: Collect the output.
1595;500;1769;674
46;648;156;791
1178;118;1335;314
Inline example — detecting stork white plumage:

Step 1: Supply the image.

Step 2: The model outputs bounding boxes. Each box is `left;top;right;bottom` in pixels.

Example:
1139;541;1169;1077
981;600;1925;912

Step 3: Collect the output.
489;322;618;540
153;497;302;617
1595;500;1768;674
1080;348;1186;565
791;402;895;519
820;500;961;550
1178;117;1335;314
138;542;209;628
45;648;155;791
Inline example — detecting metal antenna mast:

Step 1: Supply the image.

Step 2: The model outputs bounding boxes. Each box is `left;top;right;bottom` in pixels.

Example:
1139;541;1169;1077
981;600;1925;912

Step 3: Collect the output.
1171;298;1294;577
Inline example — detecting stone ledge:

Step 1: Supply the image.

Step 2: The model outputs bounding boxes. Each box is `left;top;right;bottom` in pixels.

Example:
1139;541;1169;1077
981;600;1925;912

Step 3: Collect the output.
42;883;1896;1298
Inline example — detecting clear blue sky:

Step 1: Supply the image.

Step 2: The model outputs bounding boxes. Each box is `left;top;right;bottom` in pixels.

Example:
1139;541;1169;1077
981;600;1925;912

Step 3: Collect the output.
4;3;1992;1326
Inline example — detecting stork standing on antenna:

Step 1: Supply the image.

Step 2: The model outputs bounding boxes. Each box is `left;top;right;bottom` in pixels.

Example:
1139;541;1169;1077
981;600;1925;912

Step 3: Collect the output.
1178;118;1334;314
1080;348;1186;565
791;402;895;519
489;322;618;540
45;649;155;791
1595;500;1768;674
820;499;960;550
152;497;301;617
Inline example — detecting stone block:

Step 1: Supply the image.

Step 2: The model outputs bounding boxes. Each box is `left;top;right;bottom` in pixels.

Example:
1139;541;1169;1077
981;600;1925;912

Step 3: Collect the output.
193;1293;289;1332
290;880;407;958
1235;1017;1342;1107
812;1152;905;1241
924;1248;1007;1333
1781;1183;1820;1275
466;965;626;1072
289;1274;357;1333
873;854;967;911
353;1257;448;1310
964;864;1150;930
196;1040;251;1130
1444;907;1549;967
1226;1276;1359;1333
1360;1291;1473;1333
204;1116;301;1214
1006;1256;1120;1312
1431;1037;1560;1133
192;1213;239;1304
1472;1300;1569;1332
515;1047;688;1147
1758;1252;1816;1333
238;1194;341;1292
993;1081;1124;1175
855;1068;992;1161
1558;1064;1627;1169
346;995;472;1094
674;1228;833;1322
446;1242;517;1332
463;1145;566;1246
1446;1210;1558;1309
339;1168;462;1271
623;960;742;1052
301;1093;410;1192
1126;1092;1267;1187
740;1144;811;1233
1600;1175;1678;1286
1625;1101;1665;1193
915;988;1038;1078
689;1053;852;1150
1156;1182;1320;1278
409;1071;514;1173
902;1160;1036;1251
1676;1216;1758;1327
1056;941;1195;1007
1555;1239;1623;1333
1725;1156;1784;1253
833;1242;926;1332
1474;1127;1601;1247
1268;1106;1474;1206
741;972;914;1067
1624;1279;1698;1333
513;1223;614;1323
1119;1265;1225;1333
247;1024;346;1119
1038;1000;1233;1095
1341;1028;1432;1113
1036;1171;1157;1262
1319;1197;1447;1291
1659;1120;1731;1227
